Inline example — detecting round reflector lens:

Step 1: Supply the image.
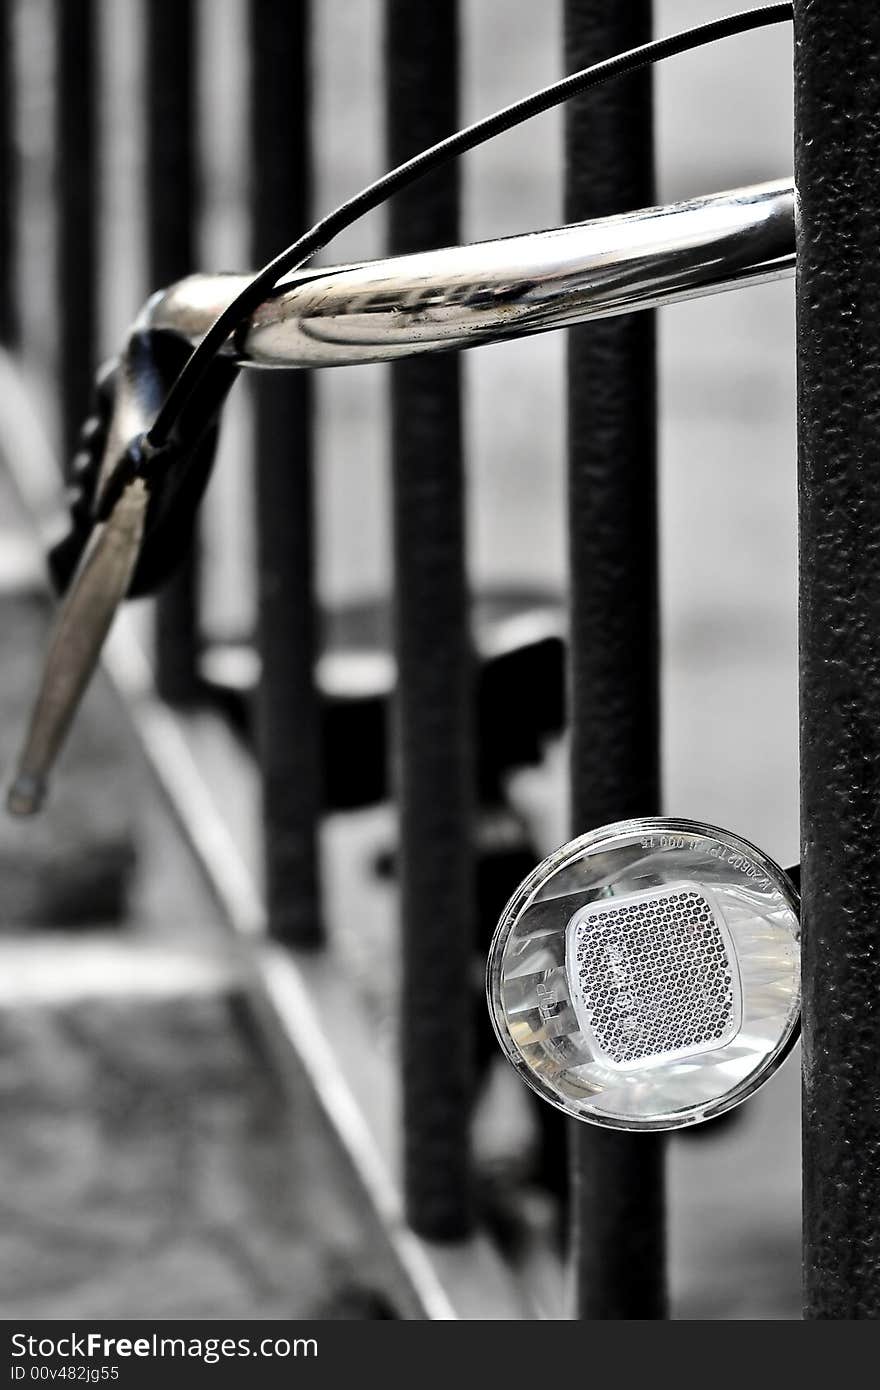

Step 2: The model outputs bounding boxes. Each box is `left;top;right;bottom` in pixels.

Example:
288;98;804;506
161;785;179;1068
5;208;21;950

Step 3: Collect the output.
486;818;800;1132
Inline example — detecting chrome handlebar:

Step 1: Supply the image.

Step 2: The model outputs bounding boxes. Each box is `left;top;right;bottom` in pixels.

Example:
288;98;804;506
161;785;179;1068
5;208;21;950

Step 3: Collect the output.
7;176;796;816
143;178;794;369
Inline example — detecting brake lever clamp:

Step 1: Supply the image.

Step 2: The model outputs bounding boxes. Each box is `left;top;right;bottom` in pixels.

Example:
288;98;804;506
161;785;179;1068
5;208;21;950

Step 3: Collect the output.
49;329;238;600
6;327;239;817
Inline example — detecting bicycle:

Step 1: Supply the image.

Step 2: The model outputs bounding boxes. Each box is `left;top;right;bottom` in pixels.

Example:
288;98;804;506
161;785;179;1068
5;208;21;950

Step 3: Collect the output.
5;5;801;1137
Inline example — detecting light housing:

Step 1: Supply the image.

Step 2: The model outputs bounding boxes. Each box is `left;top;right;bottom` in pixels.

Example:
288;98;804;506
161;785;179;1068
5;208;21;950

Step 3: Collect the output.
486;817;800;1132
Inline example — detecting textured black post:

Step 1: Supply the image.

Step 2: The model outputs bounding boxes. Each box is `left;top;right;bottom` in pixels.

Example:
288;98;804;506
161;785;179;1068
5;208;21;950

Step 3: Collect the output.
386;1;474;1238
55;0;97;468
796;1;880;1320
250;0;321;947
0;0;16;345
146;0;201;704
564;1;665;1318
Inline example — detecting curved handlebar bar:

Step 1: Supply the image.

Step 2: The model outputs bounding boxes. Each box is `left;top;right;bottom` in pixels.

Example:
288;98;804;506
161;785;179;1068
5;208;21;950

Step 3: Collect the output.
7;176;796;816
143;178;794;369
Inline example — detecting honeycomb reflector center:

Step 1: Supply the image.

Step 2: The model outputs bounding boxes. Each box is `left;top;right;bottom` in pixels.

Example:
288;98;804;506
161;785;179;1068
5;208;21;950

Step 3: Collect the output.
565;881;742;1070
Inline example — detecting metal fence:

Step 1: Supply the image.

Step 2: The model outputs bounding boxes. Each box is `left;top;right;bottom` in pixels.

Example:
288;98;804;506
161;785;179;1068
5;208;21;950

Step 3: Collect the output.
0;0;878;1320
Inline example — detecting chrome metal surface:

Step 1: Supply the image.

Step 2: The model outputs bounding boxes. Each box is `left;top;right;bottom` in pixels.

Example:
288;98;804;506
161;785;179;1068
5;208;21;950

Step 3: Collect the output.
5;179;796;820
143;179;794;369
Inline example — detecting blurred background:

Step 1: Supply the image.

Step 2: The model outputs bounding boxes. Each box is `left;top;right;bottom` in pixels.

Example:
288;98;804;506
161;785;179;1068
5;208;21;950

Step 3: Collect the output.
0;0;797;1319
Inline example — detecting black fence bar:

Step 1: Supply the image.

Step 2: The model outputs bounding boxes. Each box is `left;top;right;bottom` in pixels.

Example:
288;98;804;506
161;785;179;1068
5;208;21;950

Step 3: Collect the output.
386;1;474;1239
563;2;665;1319
146;0;201;704
0;0;16;345
55;0;97;469
249;0;321;948
796;2;880;1320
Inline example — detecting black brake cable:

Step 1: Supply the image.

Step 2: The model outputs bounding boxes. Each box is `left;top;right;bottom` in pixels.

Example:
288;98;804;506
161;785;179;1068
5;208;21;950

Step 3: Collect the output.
143;3;792;459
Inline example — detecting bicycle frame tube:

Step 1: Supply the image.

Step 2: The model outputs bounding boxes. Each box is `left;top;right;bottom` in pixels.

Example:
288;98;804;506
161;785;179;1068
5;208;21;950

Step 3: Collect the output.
142;179;794;368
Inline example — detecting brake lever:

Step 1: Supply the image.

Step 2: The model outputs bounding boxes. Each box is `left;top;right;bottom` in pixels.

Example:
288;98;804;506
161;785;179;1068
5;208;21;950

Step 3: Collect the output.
6;324;238;816
7;475;149;815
